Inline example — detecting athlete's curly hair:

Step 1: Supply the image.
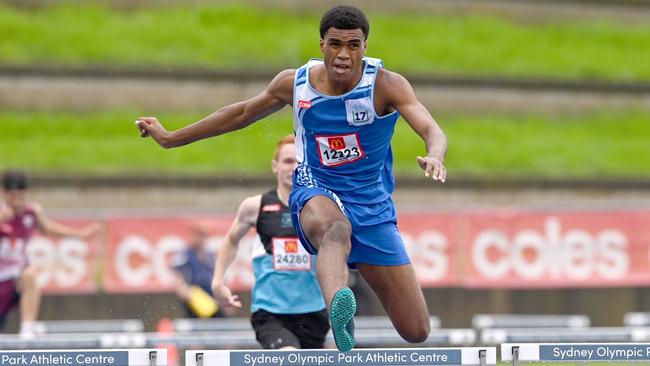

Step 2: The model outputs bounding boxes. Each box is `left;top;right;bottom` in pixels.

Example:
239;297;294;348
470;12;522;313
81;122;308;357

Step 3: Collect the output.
319;5;369;40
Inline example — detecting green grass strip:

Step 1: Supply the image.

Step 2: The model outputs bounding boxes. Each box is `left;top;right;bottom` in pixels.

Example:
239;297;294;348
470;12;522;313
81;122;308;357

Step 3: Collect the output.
1;4;650;81
1;109;648;179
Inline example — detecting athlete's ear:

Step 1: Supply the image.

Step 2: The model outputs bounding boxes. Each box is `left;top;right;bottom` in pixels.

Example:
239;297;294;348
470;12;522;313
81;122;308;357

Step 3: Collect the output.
320;38;325;53
271;159;278;174
363;41;368;53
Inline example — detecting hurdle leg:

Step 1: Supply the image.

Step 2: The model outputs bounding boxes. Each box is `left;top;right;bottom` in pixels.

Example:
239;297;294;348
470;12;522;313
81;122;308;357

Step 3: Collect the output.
196;352;204;366
511;345;520;366
479;349;486;366
149;351;157;366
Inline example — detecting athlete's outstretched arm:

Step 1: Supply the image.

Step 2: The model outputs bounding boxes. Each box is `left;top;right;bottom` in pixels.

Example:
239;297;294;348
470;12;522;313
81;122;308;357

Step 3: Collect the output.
33;203;102;239
378;69;448;182
136;69;295;148
211;195;261;308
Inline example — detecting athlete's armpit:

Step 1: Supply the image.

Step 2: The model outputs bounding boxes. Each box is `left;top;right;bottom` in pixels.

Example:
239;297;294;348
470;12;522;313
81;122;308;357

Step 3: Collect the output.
266;69;297;107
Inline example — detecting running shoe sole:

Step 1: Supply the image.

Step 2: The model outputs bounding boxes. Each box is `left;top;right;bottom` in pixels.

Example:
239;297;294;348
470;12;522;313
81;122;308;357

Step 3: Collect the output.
330;287;356;352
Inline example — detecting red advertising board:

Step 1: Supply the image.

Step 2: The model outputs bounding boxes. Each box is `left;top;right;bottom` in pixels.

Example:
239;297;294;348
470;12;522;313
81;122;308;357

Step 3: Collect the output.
32;210;650;293
398;212;463;287
28;219;99;294
103;215;255;293
463;210;650;288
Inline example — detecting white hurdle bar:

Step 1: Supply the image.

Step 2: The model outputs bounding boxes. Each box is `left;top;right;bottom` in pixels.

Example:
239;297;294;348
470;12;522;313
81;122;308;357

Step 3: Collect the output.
472;314;590;329
186;347;496;366
0;348;167;366
32;319;145;334
173;316;441;332
0;329;475;350
624;312;650;327
482;326;650;344
502;343;650;366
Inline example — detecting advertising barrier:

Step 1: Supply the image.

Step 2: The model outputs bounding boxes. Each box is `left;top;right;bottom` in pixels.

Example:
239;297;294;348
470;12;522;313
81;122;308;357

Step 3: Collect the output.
20;210;650;293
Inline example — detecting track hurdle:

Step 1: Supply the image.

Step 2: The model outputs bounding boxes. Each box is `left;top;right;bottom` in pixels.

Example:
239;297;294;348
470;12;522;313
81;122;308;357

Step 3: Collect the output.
624;312;650;327
502;343;650;366
172;316;441;332
32;319;145;334
0;348;166;366
482;327;650;344
472;314;590;330
186;347;496;366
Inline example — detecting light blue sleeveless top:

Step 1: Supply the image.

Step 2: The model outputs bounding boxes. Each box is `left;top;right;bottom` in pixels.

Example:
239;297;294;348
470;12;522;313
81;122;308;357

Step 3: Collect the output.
249;191;325;314
250;236;324;314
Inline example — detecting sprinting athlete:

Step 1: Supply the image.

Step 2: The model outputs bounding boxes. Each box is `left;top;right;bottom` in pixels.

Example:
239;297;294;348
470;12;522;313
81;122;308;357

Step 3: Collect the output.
0;170;101;338
211;135;329;349
136;5;447;352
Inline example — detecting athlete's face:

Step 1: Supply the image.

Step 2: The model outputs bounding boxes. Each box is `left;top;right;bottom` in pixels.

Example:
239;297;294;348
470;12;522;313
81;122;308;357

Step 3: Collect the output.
2;189;27;212
320;27;367;83
272;143;297;191
188;222;210;250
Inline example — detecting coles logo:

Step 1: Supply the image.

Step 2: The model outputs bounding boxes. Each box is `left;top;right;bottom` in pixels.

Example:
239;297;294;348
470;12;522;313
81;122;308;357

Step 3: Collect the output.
298;100;312;109
471;217;629;281
328;137;346;150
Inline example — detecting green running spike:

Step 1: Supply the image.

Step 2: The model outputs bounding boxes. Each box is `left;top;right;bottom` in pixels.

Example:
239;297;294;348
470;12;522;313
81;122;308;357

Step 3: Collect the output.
330;287;357;352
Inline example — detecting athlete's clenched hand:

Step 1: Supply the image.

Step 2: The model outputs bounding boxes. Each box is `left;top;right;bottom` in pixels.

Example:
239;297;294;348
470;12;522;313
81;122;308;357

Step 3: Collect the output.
134;117;172;148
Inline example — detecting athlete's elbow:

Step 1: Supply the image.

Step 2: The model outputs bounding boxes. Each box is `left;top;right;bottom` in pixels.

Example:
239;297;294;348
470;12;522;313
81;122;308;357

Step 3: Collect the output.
222;235;241;250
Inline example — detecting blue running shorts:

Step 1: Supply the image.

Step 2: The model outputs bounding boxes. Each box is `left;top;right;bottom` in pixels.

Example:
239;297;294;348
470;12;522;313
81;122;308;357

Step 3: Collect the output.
289;186;411;268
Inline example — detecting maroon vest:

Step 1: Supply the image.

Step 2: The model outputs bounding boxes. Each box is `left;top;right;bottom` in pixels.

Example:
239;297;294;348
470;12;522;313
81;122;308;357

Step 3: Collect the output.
0;206;37;280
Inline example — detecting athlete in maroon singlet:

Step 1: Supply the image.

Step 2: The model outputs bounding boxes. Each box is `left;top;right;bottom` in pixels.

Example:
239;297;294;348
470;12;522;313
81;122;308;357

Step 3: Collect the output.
0;171;101;337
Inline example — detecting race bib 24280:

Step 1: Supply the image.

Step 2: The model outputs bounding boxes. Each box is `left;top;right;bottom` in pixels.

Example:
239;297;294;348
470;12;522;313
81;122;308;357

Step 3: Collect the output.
272;237;311;271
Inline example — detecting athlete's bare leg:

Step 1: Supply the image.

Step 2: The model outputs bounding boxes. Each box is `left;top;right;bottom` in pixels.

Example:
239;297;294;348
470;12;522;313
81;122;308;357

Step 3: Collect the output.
18;266;41;323
357;263;430;343
17;266;41;337
299;196;351;309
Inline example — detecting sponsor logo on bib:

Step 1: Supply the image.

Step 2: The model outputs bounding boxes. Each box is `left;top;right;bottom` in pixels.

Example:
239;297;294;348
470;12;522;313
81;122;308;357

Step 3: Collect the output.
284;240;299;253
328;137;346;150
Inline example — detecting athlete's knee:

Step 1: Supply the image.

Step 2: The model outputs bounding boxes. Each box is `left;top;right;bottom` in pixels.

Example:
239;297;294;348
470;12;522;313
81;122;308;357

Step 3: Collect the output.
401;321;430;343
319;219;352;249
19;268;38;289
396;311;431;343
305;213;351;245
